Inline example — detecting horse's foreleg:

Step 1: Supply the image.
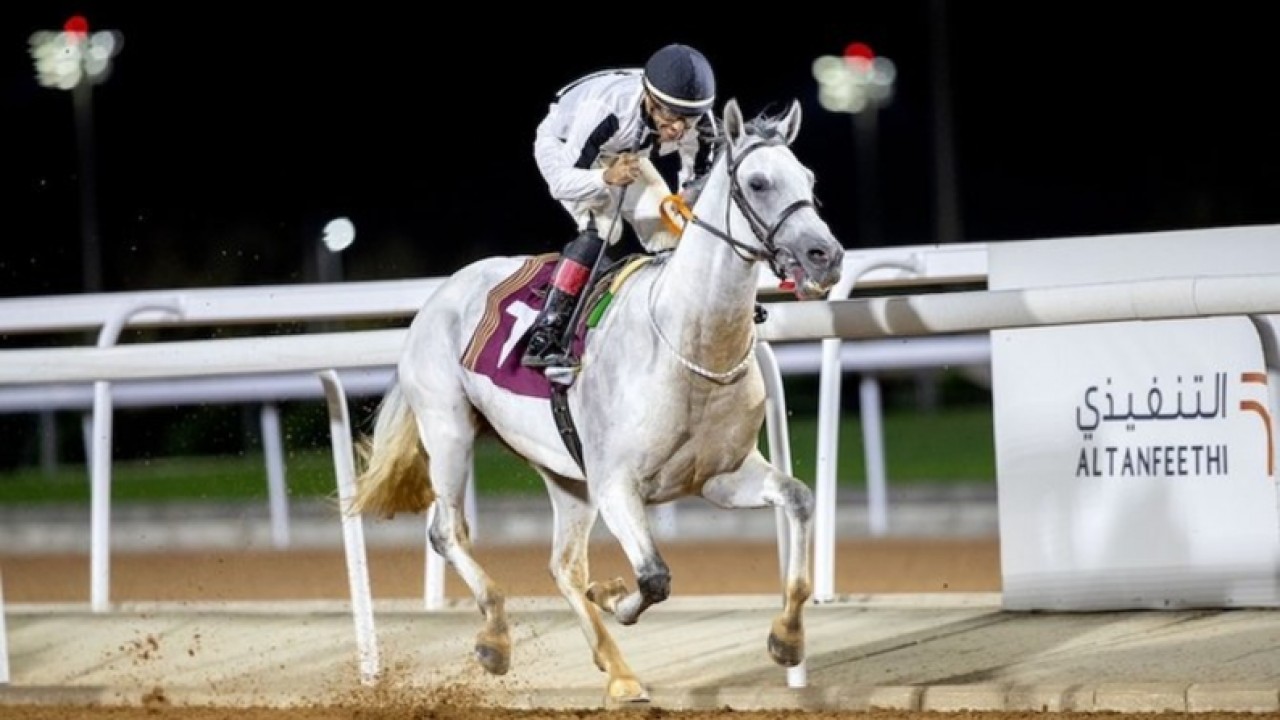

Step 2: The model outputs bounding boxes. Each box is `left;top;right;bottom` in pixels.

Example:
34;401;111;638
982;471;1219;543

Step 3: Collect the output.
594;481;670;626
701;450;813;667
541;473;649;704
417;408;511;676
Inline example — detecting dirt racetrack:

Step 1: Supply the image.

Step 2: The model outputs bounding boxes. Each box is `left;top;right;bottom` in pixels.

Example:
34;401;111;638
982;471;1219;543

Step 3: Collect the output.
1;537;1001;602
2;538;1257;719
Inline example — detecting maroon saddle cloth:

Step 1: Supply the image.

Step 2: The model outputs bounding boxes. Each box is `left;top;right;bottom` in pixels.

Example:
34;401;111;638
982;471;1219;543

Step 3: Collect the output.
459;253;589;399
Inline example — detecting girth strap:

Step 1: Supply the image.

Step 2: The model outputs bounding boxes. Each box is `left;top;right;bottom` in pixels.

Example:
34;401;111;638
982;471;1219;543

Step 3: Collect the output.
550;384;585;474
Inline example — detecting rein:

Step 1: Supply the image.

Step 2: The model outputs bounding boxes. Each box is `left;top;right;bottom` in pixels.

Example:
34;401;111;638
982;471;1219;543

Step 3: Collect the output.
659;137;814;282
645;268;755;385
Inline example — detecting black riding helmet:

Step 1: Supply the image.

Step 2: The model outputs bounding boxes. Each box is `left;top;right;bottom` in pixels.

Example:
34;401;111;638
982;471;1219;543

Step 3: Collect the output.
643;43;716;117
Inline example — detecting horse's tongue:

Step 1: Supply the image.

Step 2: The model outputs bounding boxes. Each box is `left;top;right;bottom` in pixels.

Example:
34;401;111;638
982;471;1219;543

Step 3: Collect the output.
780;269;806;299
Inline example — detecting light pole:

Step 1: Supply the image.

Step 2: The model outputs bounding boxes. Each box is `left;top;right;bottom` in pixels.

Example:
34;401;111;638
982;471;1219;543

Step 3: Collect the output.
810;45;903;564
28;17;123;479
812;42;896;247
29;15;123;294
312;217;356;333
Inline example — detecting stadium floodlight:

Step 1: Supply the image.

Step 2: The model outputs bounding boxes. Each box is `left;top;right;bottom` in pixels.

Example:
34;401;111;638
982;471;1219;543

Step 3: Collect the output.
29;16;124;294
812;41;896;115
812;41;897;247
30;15;122;91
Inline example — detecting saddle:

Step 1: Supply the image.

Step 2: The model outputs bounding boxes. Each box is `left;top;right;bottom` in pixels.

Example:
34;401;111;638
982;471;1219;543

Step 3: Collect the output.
459;252;654;400
582;253;654;331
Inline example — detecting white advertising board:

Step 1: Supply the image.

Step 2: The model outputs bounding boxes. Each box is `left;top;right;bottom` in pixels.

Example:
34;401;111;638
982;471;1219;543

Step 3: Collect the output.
990;227;1280;610
994;317;1278;609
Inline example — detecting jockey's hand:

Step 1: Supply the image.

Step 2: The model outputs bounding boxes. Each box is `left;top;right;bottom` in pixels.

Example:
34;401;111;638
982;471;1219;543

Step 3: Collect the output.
604;154;641;186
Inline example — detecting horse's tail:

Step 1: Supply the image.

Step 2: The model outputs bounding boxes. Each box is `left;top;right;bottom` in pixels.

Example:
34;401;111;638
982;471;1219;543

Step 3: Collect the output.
348;382;435;518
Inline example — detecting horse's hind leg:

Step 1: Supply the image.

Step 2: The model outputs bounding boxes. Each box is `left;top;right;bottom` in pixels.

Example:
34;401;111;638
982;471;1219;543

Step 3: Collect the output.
539;470;649;704
406;389;511;675
701;449;813;668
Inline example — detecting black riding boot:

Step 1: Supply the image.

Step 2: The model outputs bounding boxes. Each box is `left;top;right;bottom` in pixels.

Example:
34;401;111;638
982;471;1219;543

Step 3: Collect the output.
522;287;579;368
521;219;605;369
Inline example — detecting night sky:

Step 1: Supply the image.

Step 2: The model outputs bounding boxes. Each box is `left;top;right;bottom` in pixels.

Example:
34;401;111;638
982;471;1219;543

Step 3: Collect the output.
3;3;1279;298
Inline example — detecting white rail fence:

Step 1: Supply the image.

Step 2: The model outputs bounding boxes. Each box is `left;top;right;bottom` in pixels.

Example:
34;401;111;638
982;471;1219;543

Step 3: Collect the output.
3;269;1279;686
0;277;446;550
0;302;974;688
0;243;987;688
5;225;1280;686
0;243;987;554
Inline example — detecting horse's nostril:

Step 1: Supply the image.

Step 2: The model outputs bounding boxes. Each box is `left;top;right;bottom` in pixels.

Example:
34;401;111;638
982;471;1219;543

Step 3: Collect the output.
807;248;827;263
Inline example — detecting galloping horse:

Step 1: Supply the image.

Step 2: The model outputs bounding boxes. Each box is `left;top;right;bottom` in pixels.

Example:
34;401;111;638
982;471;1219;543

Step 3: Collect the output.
349;97;844;703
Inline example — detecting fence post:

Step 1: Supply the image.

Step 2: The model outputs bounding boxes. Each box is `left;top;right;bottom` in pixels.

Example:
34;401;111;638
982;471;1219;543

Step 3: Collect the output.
755;340;807;689
814;255;922;602
259;402;290;548
89;300;182;613
318;369;381;685
0;568;9;684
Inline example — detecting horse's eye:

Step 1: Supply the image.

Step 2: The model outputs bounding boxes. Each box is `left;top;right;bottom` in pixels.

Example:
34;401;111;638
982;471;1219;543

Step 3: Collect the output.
747;174;770;193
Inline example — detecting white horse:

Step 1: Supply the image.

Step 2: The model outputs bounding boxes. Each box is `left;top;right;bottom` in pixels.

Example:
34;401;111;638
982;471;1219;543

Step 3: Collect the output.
349;97;844;703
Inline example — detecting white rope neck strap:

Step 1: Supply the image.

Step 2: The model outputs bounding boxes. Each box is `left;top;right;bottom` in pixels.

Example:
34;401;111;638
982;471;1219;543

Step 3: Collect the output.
646;269;755;385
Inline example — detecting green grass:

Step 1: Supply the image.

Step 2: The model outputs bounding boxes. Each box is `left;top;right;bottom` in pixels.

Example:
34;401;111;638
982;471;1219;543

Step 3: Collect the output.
787;406;996;485
0;406;995;505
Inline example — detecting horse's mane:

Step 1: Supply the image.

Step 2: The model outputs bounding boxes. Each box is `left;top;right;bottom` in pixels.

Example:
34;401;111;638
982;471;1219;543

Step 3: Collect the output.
743;103;794;142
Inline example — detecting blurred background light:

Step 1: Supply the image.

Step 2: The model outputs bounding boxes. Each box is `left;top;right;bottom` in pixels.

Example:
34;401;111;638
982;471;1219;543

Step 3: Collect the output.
29;17;123;90
27;16;124;295
813;42;897;115
322;217;356;253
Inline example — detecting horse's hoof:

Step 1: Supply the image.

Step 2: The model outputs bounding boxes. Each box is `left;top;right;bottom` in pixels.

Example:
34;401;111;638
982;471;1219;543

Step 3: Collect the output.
586;577;628;614
615;598;642;626
768;615;804;666
767;631;804;667
475;639;510;675
605;677;649;705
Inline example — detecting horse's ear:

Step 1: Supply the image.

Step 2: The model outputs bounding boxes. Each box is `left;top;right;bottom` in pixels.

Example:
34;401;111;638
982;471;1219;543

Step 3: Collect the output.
780;99;802;145
723;98;745;146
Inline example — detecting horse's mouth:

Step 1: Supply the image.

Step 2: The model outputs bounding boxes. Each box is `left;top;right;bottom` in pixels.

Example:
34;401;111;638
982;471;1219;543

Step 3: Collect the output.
784;258;838;300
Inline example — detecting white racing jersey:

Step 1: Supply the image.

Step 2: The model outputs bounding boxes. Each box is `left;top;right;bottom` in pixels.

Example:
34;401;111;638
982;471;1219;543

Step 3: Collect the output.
533;68;717;248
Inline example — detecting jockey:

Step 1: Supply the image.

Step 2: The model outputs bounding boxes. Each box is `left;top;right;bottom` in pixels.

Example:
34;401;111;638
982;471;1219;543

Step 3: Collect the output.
523;43;719;369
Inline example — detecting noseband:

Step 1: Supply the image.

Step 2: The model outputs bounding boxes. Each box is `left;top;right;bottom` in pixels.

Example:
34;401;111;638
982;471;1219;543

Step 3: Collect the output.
663;136;815;282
